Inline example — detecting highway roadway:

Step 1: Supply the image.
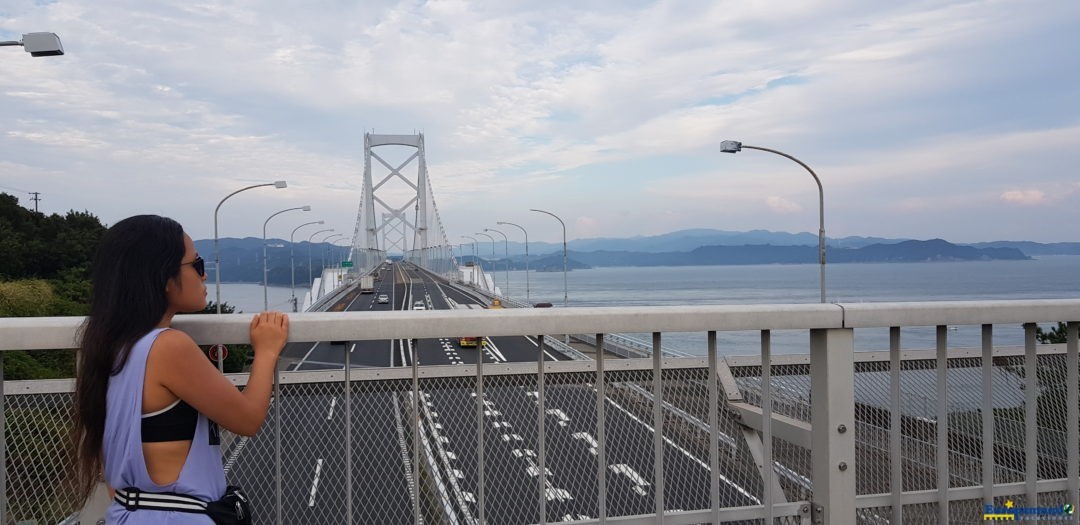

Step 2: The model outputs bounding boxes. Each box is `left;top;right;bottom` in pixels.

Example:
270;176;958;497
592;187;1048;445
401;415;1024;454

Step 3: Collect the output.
225;262;738;523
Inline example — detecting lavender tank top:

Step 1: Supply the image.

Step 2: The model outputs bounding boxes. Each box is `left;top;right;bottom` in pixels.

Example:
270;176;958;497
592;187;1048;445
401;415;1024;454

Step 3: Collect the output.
103;328;225;524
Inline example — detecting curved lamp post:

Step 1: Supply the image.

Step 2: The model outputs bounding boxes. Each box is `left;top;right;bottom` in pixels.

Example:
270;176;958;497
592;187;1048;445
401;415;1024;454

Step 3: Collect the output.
307;228;334;290
315;233;343;300
530;208;568;308
1;32;64;56
484;228;510;301
263;206;311;310
474;232;498;296
462;235;480;289
322;234;345;272
290;220;324;312
497;221;530;305
213;180;287;318
721;140;826;303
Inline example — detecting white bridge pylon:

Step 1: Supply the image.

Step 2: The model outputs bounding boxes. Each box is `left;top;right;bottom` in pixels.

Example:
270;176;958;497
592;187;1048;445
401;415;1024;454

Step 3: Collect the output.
355;132;453;274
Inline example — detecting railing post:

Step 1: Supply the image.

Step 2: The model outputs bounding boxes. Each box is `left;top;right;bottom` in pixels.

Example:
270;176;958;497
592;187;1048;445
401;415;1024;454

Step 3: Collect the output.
651;332;664;523
809;328;855;524
761;330;774;525
936;325;949;523
707;331;720;525
477;337;486;524
1024;323;1037;508
274;363;283;525
1;354;6;525
344;341;352;525
596;333;607;522
537;335;547;524
981;325;994;513
889;327;903;524
1067;322;1078;525
411;339;421;525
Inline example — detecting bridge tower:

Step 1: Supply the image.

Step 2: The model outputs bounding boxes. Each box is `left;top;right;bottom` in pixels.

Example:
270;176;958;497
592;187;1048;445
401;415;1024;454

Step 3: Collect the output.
355;132;453;275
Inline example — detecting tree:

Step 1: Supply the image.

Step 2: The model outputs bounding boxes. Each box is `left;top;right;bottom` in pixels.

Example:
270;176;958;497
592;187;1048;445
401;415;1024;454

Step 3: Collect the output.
182;300;252;373
1035;322;1070;344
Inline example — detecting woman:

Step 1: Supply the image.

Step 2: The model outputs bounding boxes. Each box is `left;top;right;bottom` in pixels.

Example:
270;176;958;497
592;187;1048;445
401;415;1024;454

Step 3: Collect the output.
71;215;288;523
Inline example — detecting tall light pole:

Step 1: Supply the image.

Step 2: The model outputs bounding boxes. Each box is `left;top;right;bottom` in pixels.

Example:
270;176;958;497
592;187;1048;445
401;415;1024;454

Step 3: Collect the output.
484;228;510;301
315;233;343;300
264;206;311;310
214;181;287;318
307;228;334;291
530;209;568;308
322;234;345;274
1;32;64;56
462;235;479;289
290;220;324;312
475;232;498;296
497;221;530;305
721;140;826;303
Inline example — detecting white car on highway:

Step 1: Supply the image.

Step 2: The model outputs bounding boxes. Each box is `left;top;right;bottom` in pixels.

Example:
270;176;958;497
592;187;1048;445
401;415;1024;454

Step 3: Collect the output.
377;294;389;304
412;300;426;310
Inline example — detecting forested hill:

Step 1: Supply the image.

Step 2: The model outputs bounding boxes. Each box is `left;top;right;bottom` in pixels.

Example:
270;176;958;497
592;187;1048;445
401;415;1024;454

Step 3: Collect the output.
556;239;1028;268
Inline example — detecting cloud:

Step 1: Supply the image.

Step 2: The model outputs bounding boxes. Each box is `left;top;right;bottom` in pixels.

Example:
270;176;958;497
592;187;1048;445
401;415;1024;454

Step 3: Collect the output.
1000;190;1047;205
766;196;803;214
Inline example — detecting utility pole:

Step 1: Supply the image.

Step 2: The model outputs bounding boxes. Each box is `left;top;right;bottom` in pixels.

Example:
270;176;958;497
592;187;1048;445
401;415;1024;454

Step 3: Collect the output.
29;192;41;212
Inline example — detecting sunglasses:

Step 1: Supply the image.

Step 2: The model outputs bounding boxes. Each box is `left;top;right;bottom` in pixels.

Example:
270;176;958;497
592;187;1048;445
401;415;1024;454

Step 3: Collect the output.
182;256;205;277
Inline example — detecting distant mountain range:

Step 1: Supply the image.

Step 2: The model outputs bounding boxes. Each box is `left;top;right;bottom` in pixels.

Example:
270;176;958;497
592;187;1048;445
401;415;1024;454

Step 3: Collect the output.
194;230;1074;283
480;229;1080;257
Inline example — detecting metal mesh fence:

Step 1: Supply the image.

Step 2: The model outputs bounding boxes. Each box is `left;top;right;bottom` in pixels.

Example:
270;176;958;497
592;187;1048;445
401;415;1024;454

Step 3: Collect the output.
2;336;1075;524
4;391;78;524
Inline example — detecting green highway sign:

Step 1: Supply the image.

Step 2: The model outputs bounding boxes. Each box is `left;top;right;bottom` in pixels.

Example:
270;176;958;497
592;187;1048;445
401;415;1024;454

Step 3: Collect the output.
341;261;354;267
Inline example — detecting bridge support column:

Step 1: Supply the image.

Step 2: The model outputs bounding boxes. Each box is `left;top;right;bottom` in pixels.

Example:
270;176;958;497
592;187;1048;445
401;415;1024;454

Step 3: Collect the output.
809;328;855;524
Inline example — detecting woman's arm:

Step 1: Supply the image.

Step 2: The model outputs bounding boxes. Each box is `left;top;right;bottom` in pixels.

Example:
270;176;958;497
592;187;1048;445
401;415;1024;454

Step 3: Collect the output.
151;312;289;436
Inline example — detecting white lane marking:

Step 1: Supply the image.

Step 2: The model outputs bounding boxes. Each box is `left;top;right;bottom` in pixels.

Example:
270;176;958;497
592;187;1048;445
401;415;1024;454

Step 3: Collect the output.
308;458;323;507
349;343;356;354
483;339;508;362
296;341;321;368
605;394;760;504
546;408;570;427
524;335;564;361
572;432;599;455
609;464;651;496
327;397;337;420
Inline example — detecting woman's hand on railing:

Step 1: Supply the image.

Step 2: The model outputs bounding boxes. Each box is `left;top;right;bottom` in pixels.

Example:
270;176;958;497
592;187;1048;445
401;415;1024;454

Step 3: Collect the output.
250;311;289;361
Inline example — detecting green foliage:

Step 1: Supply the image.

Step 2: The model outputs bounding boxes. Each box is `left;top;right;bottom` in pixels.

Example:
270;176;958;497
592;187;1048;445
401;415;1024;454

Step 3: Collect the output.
4;405;79;522
0;279;55;317
1035;322;1070;344
181;300;253;373
0;279;78;379
0;194;103;379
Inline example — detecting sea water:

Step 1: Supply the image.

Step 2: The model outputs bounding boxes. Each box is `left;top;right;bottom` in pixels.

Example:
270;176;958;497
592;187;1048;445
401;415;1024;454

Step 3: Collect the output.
220;256;1079;355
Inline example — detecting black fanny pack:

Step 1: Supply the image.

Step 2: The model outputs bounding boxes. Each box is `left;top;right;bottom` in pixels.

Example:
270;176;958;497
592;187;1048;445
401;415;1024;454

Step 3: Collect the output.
115;485;251;525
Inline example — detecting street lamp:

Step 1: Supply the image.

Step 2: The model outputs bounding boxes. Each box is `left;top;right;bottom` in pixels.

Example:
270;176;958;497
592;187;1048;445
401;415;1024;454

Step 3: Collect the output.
213;181;287;322
322;234;345;274
484;228;510;301
721;140;827;303
290;220;324;312
0;33;64;56
307;228;334;291
263;206;311;310
475;232;498;296
497;221;530;305
530;209;568;308
462;235;479;289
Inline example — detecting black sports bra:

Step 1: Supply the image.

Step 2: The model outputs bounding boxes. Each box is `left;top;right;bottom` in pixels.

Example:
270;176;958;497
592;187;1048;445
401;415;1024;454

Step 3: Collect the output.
141;399;197;442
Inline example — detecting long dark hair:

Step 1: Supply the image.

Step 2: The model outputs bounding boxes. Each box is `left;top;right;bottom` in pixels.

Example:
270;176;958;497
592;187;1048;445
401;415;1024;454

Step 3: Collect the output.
71;215;186;504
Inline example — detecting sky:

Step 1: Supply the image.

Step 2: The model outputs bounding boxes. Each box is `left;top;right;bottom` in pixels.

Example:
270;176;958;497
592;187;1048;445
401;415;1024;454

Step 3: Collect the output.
2;0;1079;249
